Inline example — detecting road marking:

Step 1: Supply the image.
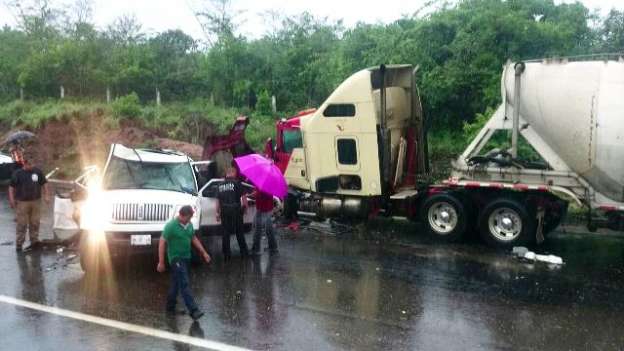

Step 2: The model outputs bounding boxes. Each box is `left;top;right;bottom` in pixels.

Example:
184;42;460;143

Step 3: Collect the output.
0;295;253;351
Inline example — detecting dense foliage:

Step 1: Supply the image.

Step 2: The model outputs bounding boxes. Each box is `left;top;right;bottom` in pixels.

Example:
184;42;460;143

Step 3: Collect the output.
0;0;622;137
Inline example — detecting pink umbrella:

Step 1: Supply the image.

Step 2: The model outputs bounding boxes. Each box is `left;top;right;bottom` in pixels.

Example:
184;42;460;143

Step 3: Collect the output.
234;154;288;199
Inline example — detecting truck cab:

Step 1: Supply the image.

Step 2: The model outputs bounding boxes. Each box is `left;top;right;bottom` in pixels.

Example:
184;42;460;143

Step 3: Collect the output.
271;65;427;218
54;144;256;272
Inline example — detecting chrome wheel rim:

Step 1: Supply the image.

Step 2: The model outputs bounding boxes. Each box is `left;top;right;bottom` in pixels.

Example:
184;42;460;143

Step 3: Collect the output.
488;207;522;241
427;202;458;235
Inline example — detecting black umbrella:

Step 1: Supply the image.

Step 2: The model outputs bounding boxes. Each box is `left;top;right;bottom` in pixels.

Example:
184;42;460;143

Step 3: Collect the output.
3;130;35;145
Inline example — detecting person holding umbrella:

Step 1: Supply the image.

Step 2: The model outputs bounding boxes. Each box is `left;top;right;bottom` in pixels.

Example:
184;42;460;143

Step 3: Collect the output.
8;151;49;252
233;154;287;256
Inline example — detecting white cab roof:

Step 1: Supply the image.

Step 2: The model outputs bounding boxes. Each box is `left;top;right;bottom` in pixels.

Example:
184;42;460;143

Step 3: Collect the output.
111;144;191;164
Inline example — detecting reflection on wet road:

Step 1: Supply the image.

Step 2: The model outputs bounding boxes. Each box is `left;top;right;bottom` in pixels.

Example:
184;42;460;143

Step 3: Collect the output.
0;189;623;350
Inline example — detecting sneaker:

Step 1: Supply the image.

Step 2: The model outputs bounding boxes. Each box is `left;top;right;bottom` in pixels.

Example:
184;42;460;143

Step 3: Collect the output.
15;245;22;252
190;310;205;321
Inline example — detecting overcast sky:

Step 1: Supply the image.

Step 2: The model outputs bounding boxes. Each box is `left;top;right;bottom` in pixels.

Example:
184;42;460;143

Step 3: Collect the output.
1;0;623;39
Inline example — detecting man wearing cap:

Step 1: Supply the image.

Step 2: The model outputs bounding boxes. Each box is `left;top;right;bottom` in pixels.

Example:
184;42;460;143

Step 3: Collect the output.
157;205;211;320
8;153;49;252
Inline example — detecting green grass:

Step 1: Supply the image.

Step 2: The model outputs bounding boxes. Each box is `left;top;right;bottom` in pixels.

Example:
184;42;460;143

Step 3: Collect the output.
0;99;110;129
0;98;278;151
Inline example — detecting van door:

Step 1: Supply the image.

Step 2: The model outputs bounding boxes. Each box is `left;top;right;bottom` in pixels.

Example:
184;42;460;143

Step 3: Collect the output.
198;179;221;228
198;179;256;230
52;166;97;239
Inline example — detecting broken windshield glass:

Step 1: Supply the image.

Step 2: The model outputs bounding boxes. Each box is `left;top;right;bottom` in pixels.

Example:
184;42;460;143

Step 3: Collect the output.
102;156;197;194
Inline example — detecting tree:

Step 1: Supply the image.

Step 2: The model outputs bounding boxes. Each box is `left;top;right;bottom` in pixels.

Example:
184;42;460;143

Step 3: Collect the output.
601;9;624;52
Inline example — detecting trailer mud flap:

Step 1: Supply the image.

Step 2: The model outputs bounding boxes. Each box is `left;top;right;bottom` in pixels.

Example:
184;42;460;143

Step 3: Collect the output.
535;208;545;244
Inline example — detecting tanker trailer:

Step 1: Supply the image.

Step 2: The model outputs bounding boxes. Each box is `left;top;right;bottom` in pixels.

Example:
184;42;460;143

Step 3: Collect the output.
448;56;624;246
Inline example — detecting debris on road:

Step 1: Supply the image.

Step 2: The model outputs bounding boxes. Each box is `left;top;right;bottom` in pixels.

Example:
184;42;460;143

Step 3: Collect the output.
513;246;564;265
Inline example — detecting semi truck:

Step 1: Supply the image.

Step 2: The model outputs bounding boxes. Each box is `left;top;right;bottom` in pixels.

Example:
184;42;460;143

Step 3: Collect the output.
266;57;624;248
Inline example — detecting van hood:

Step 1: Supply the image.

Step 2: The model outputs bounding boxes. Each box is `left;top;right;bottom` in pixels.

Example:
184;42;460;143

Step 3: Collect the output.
102;189;197;204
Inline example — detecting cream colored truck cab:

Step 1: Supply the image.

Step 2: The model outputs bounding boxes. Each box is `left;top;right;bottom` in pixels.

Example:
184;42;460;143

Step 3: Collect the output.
278;65;426;218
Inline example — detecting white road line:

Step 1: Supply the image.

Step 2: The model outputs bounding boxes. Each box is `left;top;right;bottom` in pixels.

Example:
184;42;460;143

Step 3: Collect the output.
0;295;253;351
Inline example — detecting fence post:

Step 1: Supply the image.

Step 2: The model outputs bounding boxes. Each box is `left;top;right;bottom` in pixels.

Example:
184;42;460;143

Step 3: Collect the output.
106;86;111;103
20;87;24;101
272;95;277;114
156;88;161;106
60;85;65;99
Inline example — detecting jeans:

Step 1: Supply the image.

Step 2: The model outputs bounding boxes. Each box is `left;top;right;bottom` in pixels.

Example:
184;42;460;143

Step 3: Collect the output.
166;258;198;313
252;211;277;253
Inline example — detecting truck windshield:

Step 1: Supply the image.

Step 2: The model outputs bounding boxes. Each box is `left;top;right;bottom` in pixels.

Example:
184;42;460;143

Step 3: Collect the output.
102;157;197;194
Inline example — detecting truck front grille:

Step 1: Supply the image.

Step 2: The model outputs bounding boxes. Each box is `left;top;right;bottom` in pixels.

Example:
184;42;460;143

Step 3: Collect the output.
112;203;174;222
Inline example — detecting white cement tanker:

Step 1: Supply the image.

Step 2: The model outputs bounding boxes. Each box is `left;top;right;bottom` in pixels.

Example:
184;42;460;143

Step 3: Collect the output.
503;59;624;202
453;56;624;238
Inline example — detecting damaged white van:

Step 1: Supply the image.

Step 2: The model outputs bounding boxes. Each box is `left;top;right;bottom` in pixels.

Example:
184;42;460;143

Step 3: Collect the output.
54;144;255;272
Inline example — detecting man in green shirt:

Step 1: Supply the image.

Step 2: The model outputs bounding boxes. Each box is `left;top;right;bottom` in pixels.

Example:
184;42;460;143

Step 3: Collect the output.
157;205;211;320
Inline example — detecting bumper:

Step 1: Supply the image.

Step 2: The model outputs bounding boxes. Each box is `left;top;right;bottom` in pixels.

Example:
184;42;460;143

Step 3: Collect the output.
82;222;254;258
79;231;164;257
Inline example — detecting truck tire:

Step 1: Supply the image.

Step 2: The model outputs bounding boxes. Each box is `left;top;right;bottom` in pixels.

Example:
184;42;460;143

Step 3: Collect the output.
420;193;467;242
478;198;536;248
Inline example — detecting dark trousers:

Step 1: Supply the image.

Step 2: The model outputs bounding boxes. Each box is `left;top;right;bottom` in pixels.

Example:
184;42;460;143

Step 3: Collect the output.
166;258;198;313
252;211;277;253
221;206;248;257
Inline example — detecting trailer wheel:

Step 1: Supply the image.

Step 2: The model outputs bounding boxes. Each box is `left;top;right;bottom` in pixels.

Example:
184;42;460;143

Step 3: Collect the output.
421;193;467;242
479;198;536;248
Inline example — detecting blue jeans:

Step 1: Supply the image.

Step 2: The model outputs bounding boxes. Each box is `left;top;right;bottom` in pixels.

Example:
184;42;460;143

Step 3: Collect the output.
252;211;277;253
166;258;198;313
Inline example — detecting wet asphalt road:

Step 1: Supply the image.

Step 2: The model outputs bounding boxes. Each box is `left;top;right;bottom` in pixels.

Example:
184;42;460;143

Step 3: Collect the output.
0;190;624;350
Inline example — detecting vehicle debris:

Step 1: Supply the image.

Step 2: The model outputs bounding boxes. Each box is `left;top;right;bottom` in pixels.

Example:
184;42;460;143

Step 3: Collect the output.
513;246;564;265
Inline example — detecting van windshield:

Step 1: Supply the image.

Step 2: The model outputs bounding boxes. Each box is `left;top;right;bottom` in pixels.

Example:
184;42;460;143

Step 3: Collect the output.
102;156;197;194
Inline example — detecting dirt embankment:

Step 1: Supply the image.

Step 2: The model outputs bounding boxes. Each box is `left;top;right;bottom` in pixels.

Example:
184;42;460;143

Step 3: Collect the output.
4;114;203;179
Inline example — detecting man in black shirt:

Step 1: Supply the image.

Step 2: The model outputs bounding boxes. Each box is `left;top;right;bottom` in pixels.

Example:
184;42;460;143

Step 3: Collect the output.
9;153;49;252
216;167;249;260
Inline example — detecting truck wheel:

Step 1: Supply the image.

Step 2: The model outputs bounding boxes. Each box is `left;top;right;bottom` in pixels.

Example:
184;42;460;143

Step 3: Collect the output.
479;198;536;248
421;193;467;242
